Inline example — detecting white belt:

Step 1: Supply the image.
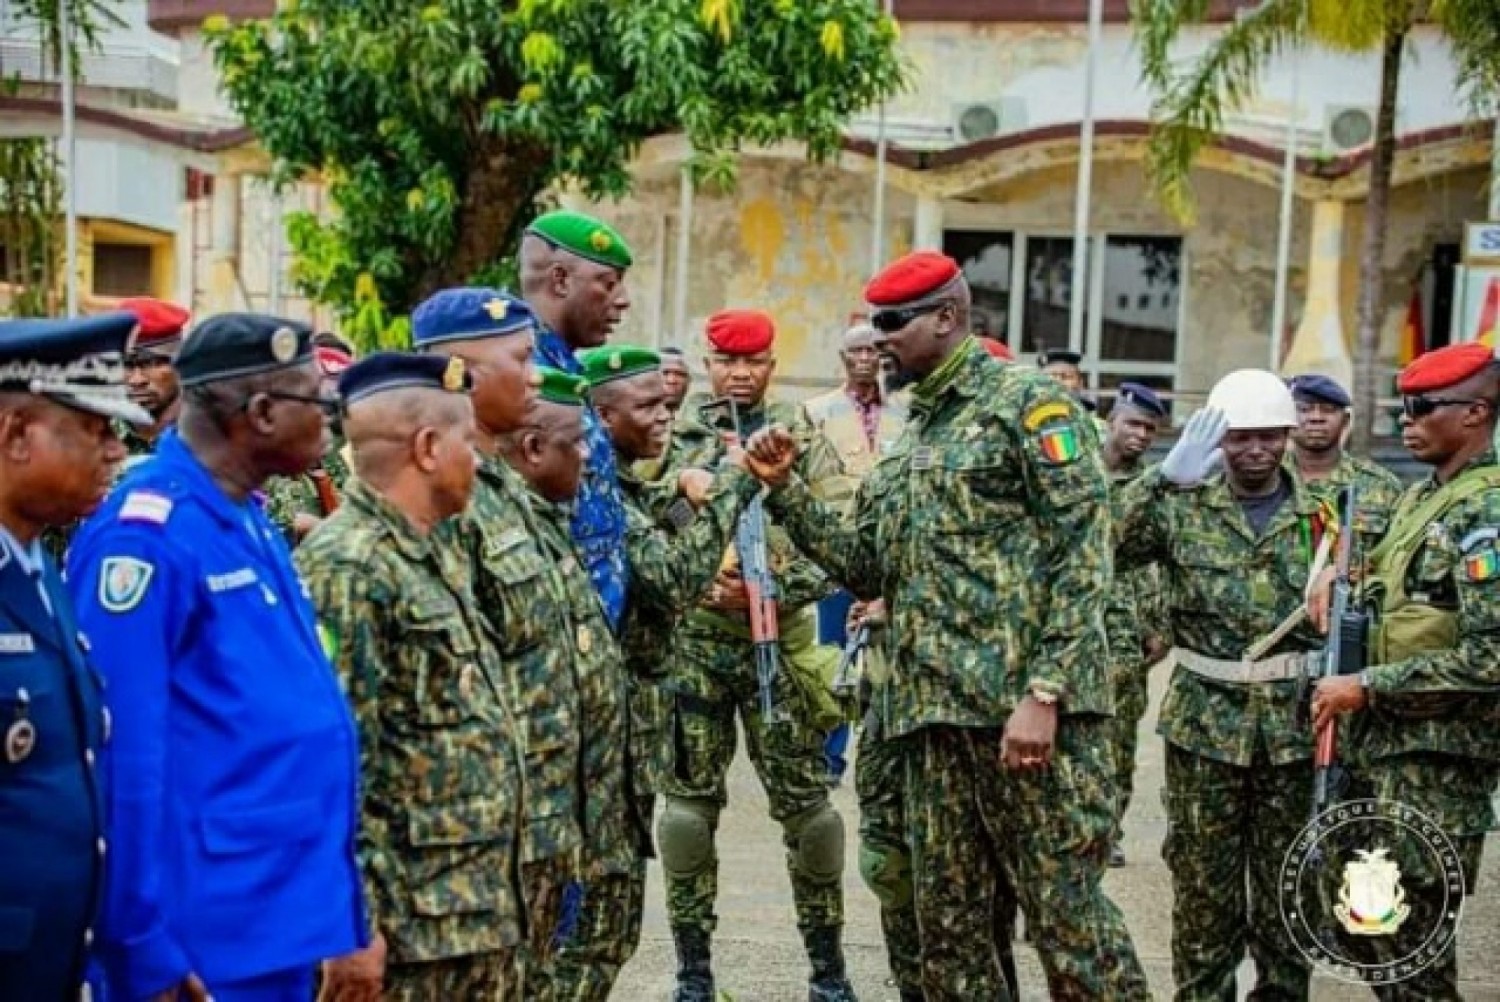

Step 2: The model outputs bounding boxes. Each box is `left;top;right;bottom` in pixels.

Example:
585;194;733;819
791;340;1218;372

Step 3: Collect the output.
1175;649;1312;684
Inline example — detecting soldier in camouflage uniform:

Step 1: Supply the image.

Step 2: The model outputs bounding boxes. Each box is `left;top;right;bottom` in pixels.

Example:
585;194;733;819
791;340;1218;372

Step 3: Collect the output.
297;352;526;1001
1312;343;1500;1000
1100;382;1172;868
1115;369;1330;1001
651;310;856;1002
1288;373;1404;548
543;345;786;1001
751;252;1148;1002
412;289;579;988
265;338;356;544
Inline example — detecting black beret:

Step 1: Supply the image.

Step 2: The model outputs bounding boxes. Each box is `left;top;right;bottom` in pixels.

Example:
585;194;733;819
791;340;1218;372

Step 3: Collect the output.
174;313;314;387
1039;348;1083;368
339;352;472;406
1287;373;1351;408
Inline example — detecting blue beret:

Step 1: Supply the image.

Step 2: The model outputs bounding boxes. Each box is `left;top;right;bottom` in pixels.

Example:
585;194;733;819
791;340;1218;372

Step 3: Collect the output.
339;352;472;406
1287;374;1351;408
1116;381;1168;419
175;313;313;387
0;312;152;425
411;288;537;348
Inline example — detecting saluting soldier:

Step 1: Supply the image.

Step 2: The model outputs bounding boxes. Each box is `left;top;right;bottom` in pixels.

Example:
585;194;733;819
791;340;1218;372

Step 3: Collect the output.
1311;343;1500;999
1115;369;1328;1001
0;313;150;1001
1100;382;1171;868
298;352;525;1000
652;310;856;1002
68;313;368;1002
749;251;1148;1001
413;288;579;983
1287;373;1403;549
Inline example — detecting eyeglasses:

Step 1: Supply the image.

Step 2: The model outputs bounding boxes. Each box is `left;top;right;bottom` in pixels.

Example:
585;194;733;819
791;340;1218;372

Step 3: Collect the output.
1400;395;1491;420
258;391;341;418
869;302;948;333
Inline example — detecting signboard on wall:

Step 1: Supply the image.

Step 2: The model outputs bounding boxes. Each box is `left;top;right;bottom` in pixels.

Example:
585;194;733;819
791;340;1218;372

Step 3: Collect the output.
1462;222;1500;266
1452;264;1500;345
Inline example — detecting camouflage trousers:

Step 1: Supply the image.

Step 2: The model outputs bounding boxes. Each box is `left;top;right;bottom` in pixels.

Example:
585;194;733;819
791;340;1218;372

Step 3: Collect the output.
1109;660;1154;837
1163;745;1312;1001
383;950;518;1002
855;719;922;997
659;627;843;936
904;721;1150;1001
516;857;571;987
542;858;648;1002
1347;754;1498;1001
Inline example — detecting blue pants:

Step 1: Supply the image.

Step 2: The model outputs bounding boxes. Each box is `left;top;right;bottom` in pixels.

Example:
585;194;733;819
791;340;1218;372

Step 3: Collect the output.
818;591;856;782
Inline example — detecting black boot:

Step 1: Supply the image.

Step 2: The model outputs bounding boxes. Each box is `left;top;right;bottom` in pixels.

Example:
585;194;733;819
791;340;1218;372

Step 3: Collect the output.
671;926;715;1002
805;926;858;1001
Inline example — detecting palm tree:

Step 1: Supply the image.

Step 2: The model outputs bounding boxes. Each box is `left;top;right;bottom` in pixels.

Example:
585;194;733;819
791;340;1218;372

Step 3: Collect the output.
1132;0;1500;452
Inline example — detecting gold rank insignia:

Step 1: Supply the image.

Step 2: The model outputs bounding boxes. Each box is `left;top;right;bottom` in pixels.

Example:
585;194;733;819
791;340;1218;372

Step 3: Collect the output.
1022;401;1071;432
577;625;593;654
270;327;299;363
589;229;613;253
484;298;509;321
443;357;466;392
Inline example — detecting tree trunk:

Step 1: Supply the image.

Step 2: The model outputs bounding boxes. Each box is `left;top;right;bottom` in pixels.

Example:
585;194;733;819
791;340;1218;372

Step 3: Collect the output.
410;135;550;311
1350;27;1405;454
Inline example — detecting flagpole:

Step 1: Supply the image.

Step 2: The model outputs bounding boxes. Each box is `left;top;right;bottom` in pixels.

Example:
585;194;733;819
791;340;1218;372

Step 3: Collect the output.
1269;50;1301;371
60;0;79;318
1067;0;1103;360
870;0;895;275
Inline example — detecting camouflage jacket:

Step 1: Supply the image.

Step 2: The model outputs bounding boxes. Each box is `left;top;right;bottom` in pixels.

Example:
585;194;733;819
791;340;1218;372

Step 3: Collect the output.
1351;449;1500;764
533;498;639;874
265;442;352;546
618;462;764;808
1103;462;1169;669
769;338;1115;739
655;397;850;630
1117;468;1330;766
296;478;524;961
1293;450;1404;553
443;455;583;868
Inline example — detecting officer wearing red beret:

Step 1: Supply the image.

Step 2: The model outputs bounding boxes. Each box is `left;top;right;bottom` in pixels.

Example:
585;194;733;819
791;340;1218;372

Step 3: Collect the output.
1310;341;1500;996
117;297;190;461
744;251;1148;1000
650;308;859;1002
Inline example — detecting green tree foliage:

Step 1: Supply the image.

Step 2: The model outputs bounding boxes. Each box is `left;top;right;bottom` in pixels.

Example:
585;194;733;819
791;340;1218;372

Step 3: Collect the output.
1132;0;1500;451
209;0;906;336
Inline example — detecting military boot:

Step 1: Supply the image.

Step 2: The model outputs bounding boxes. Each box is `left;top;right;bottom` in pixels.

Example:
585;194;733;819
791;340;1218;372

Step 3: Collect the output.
671;926;715;1002
805;926;858;1001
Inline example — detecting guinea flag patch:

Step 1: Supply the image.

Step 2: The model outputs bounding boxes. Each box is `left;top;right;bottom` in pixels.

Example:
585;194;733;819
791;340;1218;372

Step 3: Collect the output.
1464;546;1500;582
1036;421;1081;465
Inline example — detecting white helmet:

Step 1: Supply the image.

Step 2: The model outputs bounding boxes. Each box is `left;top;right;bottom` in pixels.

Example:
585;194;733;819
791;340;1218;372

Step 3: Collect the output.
1205;368;1297;430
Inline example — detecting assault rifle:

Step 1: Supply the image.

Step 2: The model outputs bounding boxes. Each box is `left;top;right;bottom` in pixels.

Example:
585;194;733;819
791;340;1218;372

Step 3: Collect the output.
1311;484;1367;820
309;465;340;516
717;398;785;724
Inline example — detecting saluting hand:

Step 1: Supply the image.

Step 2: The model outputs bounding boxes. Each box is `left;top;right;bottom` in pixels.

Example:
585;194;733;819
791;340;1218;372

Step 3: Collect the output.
318;933;387;1002
1160;407;1229;487
1001;696;1058;771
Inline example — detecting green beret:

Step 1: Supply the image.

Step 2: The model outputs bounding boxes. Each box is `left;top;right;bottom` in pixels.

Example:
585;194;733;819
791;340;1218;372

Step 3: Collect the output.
535;366;589;407
526;210;634;271
578;345;661;388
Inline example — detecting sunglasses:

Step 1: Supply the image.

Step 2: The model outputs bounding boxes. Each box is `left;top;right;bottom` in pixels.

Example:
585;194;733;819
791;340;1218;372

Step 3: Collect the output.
258;391;342;418
870;302;948;333
1400;395;1491;420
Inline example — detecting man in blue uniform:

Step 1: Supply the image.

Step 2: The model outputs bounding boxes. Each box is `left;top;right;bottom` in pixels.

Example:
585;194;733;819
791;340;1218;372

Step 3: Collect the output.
0;312;151;1001
519;209;634;632
67;313;369;1002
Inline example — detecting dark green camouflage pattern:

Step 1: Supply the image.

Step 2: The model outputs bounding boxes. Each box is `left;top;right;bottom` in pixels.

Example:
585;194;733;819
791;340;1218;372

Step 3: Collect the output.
383;949;519;1002
542;862;648;1002
296;478;525;963
264;440;352;545
854;702;921;998
1296;451;1404;554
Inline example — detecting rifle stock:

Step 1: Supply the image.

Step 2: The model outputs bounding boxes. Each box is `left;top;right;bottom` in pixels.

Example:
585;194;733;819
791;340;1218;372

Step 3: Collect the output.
309;465;340;516
1311;485;1366;818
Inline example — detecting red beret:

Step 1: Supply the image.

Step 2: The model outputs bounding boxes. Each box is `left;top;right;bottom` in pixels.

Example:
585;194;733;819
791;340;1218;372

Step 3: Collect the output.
315;345;354;378
864;252;962;307
706;310;775;356
118;297;190;346
1397;343;1494;394
978;338;1013;361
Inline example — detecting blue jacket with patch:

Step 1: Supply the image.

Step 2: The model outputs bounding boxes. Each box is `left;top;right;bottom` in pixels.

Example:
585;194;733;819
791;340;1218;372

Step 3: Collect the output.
67;431;367;999
0;538;107;1001
537;329;630;632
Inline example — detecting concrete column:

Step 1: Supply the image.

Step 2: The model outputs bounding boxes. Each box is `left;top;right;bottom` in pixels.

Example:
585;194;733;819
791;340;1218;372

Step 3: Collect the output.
1281;199;1353;388
206;172;244;312
1490;116;1499;221
912;196;944;251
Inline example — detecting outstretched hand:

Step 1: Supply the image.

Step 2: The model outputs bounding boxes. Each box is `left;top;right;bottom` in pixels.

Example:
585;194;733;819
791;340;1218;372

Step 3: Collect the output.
743;426;799;488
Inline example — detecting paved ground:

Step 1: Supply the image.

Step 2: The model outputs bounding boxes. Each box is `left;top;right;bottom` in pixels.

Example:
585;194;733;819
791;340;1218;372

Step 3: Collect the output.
612;665;1500;1001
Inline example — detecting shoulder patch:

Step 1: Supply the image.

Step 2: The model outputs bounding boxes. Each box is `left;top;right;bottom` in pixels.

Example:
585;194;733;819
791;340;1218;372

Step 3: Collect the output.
99;556;155;612
119;490;174;525
1033;419;1082;465
1022;401;1072;433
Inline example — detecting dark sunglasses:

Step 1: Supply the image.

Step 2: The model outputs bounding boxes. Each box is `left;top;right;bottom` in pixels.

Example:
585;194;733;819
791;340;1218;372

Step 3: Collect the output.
870;301;948;333
257;391;341;418
1400;395;1491;420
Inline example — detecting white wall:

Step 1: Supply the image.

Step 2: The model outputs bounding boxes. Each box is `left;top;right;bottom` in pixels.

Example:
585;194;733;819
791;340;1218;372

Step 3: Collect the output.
72;137;183;232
